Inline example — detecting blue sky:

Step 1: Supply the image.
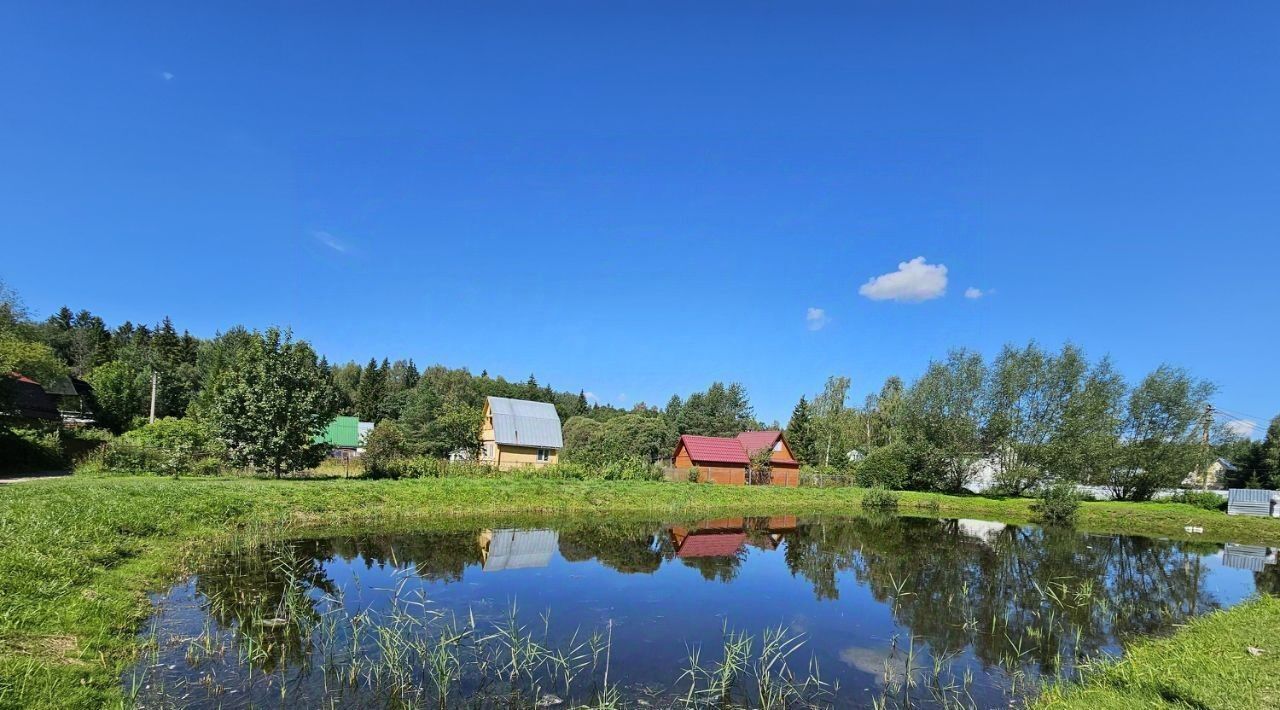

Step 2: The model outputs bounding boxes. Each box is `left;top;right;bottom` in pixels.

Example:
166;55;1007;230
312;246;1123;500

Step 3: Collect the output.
2;2;1278;431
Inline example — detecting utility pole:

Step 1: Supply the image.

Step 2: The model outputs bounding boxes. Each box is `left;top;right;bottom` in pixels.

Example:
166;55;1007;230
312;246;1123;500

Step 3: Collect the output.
149;372;158;424
1200;404;1213;491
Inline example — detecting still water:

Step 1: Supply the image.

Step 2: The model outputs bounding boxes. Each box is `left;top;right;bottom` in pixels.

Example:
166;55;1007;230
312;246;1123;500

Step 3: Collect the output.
131;515;1276;708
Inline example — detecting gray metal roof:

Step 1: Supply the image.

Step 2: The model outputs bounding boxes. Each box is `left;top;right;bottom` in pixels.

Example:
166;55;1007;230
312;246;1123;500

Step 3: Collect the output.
481;529;559;572
487;396;563;448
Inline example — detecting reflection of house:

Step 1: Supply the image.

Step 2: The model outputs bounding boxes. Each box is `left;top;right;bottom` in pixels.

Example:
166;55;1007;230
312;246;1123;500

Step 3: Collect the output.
672;431;800;486
1181;458;1238;490
318;416;373;455
957;519;1009;544
479;396;563;470
669;516;798;558
1221;544;1277;572
477;529;559;571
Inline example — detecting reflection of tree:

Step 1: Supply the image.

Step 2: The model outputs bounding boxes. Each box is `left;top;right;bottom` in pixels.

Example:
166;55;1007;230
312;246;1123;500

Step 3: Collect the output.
327;531;483;582
778;516;1226;676
558;526;663;574
195;541;337;672
1254;562;1280;596
679;552;745;582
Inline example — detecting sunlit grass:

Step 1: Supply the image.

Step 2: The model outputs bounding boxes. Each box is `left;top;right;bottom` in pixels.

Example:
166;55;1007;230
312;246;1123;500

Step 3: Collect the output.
1034;595;1280;709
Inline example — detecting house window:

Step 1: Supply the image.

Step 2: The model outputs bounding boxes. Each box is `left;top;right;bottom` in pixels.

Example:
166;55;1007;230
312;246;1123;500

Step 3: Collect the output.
483;443;494;460
773;441;782;452
537;448;551;462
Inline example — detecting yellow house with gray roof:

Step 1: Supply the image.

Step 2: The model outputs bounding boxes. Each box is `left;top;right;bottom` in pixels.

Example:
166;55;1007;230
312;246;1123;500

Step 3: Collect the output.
479;396;563;470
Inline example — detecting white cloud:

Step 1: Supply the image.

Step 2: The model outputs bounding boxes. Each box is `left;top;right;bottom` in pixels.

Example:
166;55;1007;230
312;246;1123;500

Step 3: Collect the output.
859;257;948;302
161;71;174;81
805;307;829;331
964;287;985;299
1225;420;1257;437
311;230;349;253
617;393;628;403
583;391;599;402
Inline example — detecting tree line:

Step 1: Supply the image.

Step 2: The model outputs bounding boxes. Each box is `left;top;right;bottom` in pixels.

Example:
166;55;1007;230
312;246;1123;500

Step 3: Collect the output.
1;282;768;473
4;281;1276;488
785;343;1280;500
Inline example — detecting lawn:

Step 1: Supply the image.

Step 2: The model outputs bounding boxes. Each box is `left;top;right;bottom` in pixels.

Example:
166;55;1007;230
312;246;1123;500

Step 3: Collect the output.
1;475;1278;708
1035;594;1280;709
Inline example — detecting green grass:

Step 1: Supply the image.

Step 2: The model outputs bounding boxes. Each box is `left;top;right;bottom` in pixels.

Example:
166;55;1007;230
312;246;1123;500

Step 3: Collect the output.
1035;595;1280;709
1;475;1279;708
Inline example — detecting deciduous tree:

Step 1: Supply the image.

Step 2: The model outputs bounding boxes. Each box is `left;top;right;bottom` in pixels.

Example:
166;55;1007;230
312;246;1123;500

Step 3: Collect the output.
205;328;338;477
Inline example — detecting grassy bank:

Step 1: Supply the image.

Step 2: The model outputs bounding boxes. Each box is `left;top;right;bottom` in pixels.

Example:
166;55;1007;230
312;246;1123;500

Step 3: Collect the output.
2;475;1279;708
1035;594;1280;709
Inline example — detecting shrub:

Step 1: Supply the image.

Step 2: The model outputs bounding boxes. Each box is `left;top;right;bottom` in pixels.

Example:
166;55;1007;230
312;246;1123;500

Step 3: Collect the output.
599;456;662;481
1031;482;1081;526
1167;490;1227;511
913;495;941;513
861;485;900;510
687;466;700;483
121;417;214;451
800;465;856;488
0;427;66;473
80;417;221;476
990;464;1043;496
855;444;910;490
361;420;411;478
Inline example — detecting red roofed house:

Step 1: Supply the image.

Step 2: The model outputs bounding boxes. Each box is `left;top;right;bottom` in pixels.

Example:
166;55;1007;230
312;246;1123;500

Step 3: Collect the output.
672;431;801;486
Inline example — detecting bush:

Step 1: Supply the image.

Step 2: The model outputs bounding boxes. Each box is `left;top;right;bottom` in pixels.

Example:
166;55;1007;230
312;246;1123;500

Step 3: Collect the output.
0;427;66;473
1167;490;1227;511
800;465;857;488
121;417;213;451
855;445;910;489
79;417;222;476
1031;482;1081;526
360;455;664;482
990;464;1042;496
362;420;412;477
687;466;700;483
861;486;900;510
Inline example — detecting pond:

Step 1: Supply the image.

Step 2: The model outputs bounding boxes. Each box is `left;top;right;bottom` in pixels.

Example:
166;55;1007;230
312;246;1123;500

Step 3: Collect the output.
129;515;1277;708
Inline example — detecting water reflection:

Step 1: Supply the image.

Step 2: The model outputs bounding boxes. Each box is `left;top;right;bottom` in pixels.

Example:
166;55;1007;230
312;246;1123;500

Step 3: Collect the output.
139;515;1270;708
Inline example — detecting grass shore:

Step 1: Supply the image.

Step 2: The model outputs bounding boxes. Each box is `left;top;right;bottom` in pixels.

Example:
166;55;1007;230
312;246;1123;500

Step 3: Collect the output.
1;474;1278;709
1034;594;1280;709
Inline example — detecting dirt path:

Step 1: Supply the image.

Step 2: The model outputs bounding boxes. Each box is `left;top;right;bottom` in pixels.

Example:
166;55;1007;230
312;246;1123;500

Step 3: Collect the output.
0;470;70;484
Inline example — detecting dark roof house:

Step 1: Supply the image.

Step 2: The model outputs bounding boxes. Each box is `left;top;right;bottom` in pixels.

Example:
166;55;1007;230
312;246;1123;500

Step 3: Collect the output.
2;372;62;422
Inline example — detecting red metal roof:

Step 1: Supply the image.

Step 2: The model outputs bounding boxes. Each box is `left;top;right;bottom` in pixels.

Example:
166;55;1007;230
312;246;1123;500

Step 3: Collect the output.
737;430;798;465
678;435;750;464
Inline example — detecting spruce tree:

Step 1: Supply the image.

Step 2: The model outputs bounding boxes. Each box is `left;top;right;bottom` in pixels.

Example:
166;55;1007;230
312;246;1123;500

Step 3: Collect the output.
355;357;387;421
786;396;817;466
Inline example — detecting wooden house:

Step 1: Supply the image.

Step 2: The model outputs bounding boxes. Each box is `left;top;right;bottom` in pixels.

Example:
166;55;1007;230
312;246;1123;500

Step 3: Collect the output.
672;430;801;486
479;396;563;470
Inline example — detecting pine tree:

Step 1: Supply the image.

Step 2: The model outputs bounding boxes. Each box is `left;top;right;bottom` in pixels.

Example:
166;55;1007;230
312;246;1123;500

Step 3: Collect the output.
404;358;420;389
786;396;817;466
355;357;387;421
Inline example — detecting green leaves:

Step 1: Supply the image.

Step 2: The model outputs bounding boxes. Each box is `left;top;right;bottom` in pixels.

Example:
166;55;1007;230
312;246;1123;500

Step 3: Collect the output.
204;328;338;477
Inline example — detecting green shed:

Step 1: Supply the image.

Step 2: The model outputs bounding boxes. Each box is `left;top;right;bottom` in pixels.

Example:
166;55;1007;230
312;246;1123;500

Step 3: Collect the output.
318;416;362;449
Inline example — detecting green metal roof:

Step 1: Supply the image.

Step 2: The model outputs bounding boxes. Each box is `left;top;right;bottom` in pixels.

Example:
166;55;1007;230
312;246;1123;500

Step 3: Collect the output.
318;416;362;448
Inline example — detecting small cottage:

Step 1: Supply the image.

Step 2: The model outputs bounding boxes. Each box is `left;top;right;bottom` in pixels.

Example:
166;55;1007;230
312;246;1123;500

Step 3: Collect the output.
318;415;373;455
672;430;801;486
479;396;563;470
